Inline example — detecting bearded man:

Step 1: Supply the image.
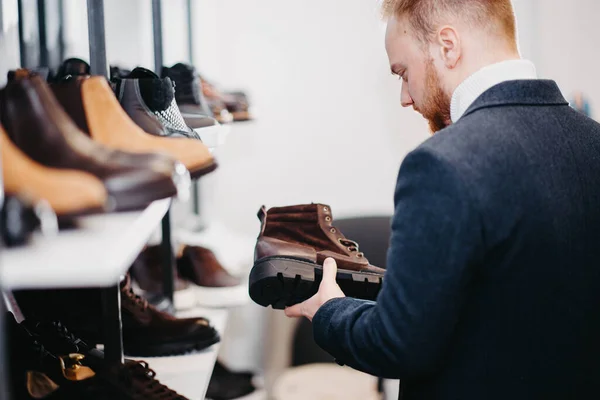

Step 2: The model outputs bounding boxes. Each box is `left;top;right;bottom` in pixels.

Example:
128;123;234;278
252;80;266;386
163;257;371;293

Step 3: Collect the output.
285;1;600;399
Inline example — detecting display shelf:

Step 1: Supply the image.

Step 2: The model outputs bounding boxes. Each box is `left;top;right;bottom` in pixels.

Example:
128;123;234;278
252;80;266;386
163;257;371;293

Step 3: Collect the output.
196;123;231;152
141;306;229;400
0;199;171;290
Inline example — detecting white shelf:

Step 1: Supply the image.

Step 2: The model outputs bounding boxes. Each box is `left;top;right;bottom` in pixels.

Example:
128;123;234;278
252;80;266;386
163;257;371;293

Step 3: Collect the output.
0;199;171;290
195;123;231;152
141;307;229;400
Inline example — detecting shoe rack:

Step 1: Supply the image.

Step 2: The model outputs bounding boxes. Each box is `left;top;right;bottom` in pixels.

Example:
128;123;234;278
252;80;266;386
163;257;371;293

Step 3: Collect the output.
0;1;232;399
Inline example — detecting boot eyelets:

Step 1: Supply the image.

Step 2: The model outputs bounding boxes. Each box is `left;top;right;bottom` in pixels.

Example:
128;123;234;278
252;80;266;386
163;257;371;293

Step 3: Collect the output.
323;207;329;212
325;216;331;222
357;253;364;258
330;228;336;233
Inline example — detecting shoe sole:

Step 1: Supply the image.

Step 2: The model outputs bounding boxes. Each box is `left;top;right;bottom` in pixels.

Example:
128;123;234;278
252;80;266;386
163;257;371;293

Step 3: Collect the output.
190;160;218;180
249;256;383;310
124;331;221;357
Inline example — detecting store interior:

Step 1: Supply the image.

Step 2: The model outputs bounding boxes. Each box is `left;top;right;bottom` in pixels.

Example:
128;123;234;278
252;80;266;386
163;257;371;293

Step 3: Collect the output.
0;0;597;399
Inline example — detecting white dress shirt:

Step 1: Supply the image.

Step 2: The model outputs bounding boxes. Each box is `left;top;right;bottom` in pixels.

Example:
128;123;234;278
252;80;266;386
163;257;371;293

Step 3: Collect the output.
450;59;538;123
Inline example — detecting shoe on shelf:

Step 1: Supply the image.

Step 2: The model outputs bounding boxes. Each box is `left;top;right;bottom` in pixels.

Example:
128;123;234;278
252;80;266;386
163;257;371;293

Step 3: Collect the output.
51;73;217;180
130;245;197;311
199;77;234;124
249;204;385;309
120;274;221;356
205;361;256;400
54;57;90;80
6;312;110;399
1;125;108;217
0;195;57;248
161;63;226;148
113;66;207;139
0;73;185;211
222;91;254;122
19;316;190;399
161;63;213;120
177;245;249;308
14;275;221;357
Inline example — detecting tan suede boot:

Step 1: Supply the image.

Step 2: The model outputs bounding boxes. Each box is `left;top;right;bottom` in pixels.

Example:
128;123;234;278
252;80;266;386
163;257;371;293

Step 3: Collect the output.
51;76;217;179
250;204;384;309
1;126;107;216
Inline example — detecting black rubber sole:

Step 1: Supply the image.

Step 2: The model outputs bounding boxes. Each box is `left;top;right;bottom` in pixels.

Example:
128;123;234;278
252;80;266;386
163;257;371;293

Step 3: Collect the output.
249;257;383;310
123;331;220;357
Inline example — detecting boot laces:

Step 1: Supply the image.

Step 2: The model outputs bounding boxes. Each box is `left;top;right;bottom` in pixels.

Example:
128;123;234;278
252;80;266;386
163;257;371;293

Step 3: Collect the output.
122;280;149;311
338;238;365;258
46;321;87;351
124;361;186;399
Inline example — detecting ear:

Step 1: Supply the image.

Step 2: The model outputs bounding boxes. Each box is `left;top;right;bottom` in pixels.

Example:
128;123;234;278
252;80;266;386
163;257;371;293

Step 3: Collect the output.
437;26;461;69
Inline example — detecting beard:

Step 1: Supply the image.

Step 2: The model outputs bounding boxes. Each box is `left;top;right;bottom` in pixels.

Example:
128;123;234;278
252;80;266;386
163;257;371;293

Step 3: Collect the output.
418;58;452;134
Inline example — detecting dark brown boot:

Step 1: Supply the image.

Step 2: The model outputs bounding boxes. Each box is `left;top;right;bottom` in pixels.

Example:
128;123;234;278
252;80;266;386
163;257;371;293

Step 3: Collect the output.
130;245;197;311
249;204;384;309
177;246;248;308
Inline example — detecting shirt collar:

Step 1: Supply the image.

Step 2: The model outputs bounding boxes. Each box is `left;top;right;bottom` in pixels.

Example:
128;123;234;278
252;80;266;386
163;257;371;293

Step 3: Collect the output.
450;59;538;123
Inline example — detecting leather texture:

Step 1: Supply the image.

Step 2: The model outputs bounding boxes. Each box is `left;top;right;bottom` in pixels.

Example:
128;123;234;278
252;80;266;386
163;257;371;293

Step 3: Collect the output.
176;245;241;288
119;275;215;346
0;75;179;211
255;203;385;274
130;245;191;294
117;78;167;136
52;76;216;178
1;126;107;216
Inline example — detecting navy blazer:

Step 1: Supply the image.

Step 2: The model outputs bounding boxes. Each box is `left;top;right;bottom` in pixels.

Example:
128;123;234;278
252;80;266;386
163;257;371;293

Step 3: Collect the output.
313;80;600;399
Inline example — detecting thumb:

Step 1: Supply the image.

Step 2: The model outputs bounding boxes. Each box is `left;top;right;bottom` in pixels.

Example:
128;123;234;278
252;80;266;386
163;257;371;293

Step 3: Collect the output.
322;257;338;284
284;302;305;318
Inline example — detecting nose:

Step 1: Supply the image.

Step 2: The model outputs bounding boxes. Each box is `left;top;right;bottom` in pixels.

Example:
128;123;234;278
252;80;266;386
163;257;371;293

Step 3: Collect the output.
400;82;414;108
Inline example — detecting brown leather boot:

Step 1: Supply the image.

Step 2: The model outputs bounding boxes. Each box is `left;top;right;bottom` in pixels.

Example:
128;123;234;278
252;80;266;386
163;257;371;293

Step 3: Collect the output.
177;245;248;308
130;245;197;311
51;76;217;180
0;75;188;211
249;204;384;309
1;125;107;216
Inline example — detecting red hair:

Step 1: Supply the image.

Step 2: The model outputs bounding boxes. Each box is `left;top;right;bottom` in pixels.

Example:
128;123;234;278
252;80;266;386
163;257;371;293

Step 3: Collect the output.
382;0;517;49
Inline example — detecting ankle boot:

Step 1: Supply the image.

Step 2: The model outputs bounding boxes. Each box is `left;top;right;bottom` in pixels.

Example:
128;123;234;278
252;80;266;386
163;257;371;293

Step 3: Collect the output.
1;125;107;216
51;75;217;179
0;75;187;211
15;275;220;357
249;204;384;309
130;245;197;311
113;67;213;140
161;63;213;120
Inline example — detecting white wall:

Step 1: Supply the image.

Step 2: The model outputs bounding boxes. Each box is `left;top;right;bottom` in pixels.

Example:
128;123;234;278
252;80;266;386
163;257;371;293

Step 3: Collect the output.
194;0;431;238
534;0;600;119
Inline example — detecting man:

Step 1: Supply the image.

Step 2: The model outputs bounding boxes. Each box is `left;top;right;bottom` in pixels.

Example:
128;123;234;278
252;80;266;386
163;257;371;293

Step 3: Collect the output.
285;0;600;399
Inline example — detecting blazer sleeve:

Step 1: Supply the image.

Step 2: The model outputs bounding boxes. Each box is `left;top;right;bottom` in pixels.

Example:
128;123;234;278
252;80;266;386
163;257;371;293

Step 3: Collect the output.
312;146;484;379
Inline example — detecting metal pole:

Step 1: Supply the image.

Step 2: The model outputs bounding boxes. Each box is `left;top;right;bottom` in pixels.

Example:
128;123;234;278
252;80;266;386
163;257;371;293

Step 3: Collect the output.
37;0;48;66
101;284;124;365
152;0;163;74
161;210;175;303
86;0;108;77
0;288;8;400
186;0;193;64
186;0;202;217
153;0;175;304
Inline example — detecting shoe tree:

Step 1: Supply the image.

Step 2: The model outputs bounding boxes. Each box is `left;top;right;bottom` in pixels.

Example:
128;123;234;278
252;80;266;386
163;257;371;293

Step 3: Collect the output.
1;126;107;216
80;77;216;179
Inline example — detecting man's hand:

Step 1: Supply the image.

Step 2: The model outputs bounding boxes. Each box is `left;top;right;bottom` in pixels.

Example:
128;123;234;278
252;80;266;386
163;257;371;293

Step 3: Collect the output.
284;257;346;321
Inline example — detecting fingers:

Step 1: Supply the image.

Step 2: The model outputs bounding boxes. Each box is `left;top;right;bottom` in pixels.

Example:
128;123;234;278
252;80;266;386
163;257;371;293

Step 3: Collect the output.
322;257;338;283
284;302;304;318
